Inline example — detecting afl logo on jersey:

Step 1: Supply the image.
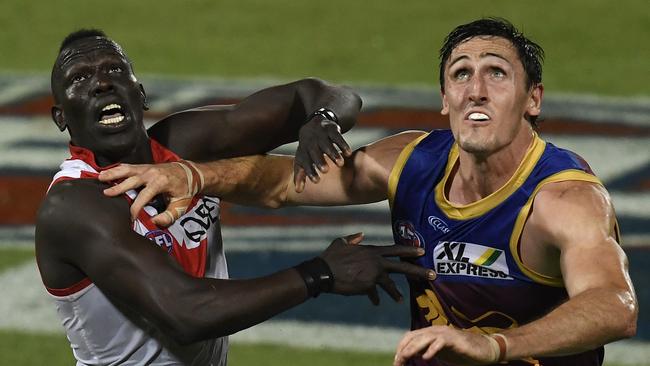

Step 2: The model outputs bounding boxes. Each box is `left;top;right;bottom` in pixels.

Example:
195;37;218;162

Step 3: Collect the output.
146;230;174;253
394;220;425;248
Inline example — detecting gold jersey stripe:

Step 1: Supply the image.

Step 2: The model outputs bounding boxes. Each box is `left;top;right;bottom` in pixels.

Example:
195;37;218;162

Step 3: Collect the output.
388;133;429;209
509;169;603;287
435;133;545;220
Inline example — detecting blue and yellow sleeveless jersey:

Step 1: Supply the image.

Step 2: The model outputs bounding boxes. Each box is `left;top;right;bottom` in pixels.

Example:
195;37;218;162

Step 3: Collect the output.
389;129;611;366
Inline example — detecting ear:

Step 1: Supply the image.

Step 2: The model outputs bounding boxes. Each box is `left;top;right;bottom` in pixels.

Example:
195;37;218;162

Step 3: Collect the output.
525;83;544;120
140;83;149;111
51;105;67;132
440;87;449;115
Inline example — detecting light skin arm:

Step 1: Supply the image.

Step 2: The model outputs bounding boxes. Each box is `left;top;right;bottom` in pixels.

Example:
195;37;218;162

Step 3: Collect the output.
498;182;637;358
36;180;434;345
99;131;426;225
393;181;637;365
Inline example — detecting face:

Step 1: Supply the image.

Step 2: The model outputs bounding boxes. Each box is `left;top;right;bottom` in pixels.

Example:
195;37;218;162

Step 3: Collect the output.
441;36;542;156
51;37;149;165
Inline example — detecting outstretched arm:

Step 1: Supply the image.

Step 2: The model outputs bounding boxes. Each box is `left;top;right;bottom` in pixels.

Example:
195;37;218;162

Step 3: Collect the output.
36;180;434;345
99;131;425;225
147;77;361;183
392;181;637;365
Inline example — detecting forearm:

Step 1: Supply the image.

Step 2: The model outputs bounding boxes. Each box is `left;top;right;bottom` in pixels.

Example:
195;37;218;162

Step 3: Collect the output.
195;155;294;208
294;78;361;134
503;287;637;359
169;268;308;343
148;78;361;161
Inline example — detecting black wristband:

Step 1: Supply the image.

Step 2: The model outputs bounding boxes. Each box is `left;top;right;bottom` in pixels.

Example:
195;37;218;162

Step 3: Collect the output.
306;107;339;125
294;257;334;297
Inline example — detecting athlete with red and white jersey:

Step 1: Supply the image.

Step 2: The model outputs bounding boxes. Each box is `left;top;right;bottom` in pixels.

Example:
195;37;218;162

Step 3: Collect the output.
36;29;434;365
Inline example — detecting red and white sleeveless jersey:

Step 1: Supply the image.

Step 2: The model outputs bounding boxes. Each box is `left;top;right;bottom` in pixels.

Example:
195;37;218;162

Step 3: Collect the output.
44;140;228;366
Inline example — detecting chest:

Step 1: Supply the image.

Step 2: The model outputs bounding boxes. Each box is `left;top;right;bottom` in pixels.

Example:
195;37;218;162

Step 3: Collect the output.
133;195;223;277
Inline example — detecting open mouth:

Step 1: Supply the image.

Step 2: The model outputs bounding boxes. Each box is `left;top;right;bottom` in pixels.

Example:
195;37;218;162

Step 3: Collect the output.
98;103;125;125
468;112;490;122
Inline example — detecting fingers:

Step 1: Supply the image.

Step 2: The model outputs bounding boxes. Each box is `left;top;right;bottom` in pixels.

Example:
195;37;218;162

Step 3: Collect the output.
98;164;140;182
103;175;143;197
318;138;343;167
394;329;438;366
375;244;425;258
128;186;161;221
294;149;319;183
152;210;175;228
421;338;445;361
307;147;328;175
328;129;352;159
367;287;380;306
383;259;436;281
293;166;306;193
343;232;364;245
151;197;192;227
377;274;403;302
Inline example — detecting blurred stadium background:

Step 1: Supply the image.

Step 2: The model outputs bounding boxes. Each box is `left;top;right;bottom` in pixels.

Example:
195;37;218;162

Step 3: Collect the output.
0;1;648;365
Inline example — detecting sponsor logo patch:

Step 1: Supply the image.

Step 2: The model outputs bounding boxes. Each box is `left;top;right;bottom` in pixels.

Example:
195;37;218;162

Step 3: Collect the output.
434;241;512;280
145;230;174;253
394;220;424;248
427;215;450;233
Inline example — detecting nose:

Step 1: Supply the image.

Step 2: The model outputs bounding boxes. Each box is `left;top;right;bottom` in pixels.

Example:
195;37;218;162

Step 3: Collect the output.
92;72;114;96
468;75;488;104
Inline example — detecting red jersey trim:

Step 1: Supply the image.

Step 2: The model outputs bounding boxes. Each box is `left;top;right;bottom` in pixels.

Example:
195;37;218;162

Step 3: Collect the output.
67;138;180;172
46;277;93;296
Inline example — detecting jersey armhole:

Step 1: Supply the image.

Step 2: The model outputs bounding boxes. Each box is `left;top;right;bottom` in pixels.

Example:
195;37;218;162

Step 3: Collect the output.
509;169;603;287
387;133;428;209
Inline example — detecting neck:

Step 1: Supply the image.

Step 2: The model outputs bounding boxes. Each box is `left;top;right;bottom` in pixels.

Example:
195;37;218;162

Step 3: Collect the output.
94;138;153;167
449;130;534;204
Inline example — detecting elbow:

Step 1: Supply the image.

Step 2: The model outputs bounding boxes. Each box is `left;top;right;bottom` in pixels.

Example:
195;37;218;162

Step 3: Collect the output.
261;199;283;209
167;324;203;346
152;300;221;345
619;303;638;339
613;290;638;340
157;312;207;345
259;192;288;209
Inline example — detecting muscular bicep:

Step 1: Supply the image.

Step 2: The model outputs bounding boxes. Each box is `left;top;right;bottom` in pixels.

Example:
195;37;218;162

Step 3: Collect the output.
37;181;200;330
287;131;427;205
148;78;356;161
532;182;634;297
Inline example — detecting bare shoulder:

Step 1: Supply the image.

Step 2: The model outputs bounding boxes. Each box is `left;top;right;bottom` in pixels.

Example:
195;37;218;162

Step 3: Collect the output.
354;130;427;183
37;179;131;243
529;180;616;250
360;130;427;165
366;130;427;151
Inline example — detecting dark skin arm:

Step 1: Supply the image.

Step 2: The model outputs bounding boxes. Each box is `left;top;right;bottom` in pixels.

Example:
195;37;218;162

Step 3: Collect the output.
36;180;434;345
147;77;361;185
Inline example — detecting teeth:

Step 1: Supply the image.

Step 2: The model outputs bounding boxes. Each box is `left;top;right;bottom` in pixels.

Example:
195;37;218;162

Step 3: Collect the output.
469;112;489;121
99;115;125;125
102;103;121;112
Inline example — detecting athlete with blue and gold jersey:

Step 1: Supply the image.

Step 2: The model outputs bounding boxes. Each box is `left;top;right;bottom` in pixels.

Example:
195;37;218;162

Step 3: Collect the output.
100;18;638;366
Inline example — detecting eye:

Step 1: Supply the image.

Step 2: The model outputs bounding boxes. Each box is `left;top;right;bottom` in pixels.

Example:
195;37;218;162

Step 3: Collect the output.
71;74;87;83
109;66;123;73
491;68;506;79
453;69;470;81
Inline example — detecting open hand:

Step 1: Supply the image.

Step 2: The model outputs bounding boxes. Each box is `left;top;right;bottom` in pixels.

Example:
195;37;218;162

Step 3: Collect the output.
294;116;352;192
321;233;436;305
394;326;500;366
98;162;196;227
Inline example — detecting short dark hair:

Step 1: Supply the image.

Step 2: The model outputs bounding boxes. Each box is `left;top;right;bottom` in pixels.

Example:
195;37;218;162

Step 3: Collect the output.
59;29;108;52
51;29;130;103
439;18;544;91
